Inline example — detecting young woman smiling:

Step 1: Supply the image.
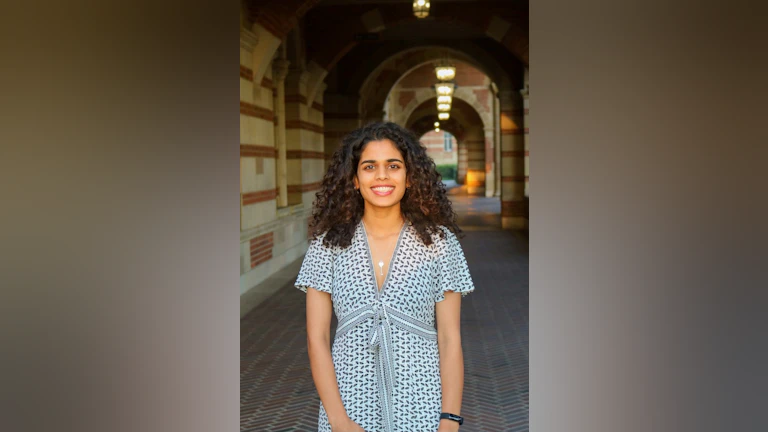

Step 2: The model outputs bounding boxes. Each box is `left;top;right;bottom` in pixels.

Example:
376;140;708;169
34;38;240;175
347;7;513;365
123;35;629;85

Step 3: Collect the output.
295;122;475;432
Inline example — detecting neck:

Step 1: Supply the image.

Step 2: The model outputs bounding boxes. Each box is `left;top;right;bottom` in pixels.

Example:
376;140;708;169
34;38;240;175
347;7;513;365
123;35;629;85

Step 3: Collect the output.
362;203;404;236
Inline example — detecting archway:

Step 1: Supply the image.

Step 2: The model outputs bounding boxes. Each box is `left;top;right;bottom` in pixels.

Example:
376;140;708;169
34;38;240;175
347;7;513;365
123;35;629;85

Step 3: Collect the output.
419;129;459;183
407;97;489;197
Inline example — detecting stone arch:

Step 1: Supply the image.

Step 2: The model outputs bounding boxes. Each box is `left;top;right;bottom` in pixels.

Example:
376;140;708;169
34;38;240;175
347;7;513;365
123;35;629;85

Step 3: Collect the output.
243;0;320;88
354;45;514;124
394;88;491;132
405;97;489;196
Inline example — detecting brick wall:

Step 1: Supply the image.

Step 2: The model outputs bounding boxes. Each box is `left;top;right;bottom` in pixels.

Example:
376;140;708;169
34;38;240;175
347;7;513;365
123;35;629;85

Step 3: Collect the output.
250;232;274;269
420;130;458;166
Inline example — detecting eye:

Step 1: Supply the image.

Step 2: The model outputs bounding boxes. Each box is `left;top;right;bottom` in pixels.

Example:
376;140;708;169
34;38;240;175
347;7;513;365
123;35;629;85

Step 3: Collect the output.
389;164;401;169
363;165;375;170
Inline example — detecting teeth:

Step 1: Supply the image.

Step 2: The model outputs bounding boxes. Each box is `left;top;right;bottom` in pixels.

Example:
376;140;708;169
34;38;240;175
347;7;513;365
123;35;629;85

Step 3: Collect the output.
372;187;393;192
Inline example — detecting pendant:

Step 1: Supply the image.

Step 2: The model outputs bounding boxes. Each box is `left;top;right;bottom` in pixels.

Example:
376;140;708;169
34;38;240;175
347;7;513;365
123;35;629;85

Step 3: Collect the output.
378;261;384;276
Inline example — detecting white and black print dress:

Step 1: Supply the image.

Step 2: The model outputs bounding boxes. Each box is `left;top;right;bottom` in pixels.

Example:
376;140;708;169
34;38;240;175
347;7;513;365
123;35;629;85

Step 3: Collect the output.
295;221;475;432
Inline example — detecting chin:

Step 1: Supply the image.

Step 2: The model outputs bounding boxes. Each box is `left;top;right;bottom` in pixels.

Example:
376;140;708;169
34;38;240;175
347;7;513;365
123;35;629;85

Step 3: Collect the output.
365;194;404;208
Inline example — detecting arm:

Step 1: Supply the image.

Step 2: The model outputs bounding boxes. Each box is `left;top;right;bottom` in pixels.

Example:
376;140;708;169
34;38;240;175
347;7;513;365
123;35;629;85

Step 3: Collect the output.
436;291;464;432
305;287;363;432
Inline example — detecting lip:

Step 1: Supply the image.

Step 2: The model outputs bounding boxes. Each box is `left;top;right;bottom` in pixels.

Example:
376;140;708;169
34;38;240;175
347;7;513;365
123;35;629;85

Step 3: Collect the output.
370;185;395;196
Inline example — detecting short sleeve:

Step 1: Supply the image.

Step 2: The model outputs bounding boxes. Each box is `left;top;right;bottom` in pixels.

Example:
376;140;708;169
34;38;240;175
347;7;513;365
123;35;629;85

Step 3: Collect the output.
295;233;336;294
434;227;475;302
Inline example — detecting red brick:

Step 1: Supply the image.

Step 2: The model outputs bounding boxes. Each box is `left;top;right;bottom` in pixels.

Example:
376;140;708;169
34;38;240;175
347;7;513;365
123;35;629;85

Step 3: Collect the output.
240;144;278;158
242;188;278;205
240;102;275;122
286;150;325;159
240;65;254;81
285;120;323;134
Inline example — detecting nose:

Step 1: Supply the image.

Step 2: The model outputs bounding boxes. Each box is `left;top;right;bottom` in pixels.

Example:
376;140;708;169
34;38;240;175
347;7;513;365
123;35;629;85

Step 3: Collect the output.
375;165;388;180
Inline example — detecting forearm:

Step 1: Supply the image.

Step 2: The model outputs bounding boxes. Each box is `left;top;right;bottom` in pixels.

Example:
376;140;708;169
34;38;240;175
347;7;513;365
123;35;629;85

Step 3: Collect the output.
438;337;464;415
307;336;348;424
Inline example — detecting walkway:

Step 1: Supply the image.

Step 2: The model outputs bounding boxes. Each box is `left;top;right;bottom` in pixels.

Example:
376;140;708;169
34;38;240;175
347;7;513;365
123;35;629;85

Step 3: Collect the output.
241;188;529;431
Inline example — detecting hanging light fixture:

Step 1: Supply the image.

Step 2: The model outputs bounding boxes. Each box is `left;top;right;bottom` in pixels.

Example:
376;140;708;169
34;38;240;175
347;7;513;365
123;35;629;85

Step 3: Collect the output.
438;112;449;120
413;0;430;18
435;66;456;81
434;121;440;127
435;82;455;97
437;95;452;104
437;103;451;112
435;126;440;132
435;60;456;81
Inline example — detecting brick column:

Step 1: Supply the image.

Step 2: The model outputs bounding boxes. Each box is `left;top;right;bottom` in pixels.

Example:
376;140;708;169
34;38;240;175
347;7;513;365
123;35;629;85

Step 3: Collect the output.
240;28;278;232
457;145;468;185
323;93;362;171
272;58;290;208
285;68;324;207
521;85;529;198
465;134;486;196
499;89;527;230
492;85;502;197
484;126;495;197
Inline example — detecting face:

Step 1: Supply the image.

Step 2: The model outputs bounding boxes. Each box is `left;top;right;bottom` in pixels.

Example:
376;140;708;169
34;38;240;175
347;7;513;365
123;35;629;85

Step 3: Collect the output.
353;139;409;211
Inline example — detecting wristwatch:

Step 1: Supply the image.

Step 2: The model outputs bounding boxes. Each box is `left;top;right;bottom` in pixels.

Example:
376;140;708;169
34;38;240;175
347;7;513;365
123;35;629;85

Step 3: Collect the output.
439;412;464;425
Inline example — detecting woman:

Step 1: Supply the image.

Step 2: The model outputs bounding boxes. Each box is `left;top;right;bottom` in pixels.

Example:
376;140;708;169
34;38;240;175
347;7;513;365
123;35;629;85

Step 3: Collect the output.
295;122;474;432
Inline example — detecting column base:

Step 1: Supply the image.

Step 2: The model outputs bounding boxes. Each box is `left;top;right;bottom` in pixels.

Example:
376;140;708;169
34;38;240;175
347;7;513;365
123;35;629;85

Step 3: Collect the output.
502;216;528;230
466;186;486;196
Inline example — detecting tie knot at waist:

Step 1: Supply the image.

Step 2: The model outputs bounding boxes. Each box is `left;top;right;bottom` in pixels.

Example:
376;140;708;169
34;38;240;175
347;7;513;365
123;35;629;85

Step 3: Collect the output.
335;303;437;343
333;303;437;432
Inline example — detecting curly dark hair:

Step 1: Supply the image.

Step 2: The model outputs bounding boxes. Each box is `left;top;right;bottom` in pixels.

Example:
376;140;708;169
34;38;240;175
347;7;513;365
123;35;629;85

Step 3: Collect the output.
310;121;462;248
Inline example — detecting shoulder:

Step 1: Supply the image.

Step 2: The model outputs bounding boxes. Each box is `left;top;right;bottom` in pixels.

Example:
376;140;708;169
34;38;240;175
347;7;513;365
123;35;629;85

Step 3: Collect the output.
307;230;330;251
429;225;459;250
309;230;345;255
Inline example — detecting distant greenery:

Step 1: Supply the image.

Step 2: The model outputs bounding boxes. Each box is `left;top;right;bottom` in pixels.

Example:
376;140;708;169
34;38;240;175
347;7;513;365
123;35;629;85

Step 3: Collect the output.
435;164;457;180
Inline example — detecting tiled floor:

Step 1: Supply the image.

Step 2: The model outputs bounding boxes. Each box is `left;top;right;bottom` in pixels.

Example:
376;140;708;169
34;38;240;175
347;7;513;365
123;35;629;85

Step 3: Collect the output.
241;187;529;431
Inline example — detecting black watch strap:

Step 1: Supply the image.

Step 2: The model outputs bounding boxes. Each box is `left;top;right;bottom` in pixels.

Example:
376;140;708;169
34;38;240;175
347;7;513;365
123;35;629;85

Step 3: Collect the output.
439;412;464;425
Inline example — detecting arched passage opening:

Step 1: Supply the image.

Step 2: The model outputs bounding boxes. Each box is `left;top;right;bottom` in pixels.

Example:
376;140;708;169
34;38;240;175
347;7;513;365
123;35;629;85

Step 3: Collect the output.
407;97;490;197
419;129;459;182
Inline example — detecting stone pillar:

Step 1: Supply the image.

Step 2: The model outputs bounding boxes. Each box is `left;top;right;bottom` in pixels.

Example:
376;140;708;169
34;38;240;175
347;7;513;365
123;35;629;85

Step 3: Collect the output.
484;126;495;197
272;58;290;208
239;28;278;232
323;93;362;170
499;89;527;230
465;132;486;196
521;69;530;198
284;68;310;206
312;82;328;171
493;86;502;197
285;68;325;208
457;144;468;185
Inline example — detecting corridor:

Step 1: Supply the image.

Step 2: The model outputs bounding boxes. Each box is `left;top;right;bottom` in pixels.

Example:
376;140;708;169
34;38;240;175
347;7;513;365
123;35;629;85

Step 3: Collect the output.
240;191;529;431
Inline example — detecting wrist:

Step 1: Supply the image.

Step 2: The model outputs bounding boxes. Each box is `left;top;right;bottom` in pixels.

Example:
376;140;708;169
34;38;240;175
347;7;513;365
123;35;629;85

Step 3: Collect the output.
327;412;349;426
438;418;461;431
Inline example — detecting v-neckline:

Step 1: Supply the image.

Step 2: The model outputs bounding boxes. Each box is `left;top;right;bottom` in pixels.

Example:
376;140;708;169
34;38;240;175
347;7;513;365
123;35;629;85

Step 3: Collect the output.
360;220;407;296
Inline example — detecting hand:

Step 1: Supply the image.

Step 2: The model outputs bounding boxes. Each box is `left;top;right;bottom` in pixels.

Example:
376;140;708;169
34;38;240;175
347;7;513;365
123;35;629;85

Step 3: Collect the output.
330;416;365;432
437;419;461;432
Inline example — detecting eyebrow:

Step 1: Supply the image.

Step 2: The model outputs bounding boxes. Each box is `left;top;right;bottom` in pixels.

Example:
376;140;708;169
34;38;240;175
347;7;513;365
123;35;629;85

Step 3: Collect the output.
360;158;404;165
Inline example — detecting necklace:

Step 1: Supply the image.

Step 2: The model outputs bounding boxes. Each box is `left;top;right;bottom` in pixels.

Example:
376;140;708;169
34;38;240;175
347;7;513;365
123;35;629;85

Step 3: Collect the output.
363;219;405;276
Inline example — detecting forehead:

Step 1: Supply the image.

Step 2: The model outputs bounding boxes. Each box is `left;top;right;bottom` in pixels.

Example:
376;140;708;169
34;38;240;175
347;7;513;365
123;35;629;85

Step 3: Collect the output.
360;139;403;159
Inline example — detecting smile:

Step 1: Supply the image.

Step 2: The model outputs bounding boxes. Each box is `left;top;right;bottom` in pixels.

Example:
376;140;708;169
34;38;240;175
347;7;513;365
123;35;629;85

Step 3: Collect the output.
371;186;395;196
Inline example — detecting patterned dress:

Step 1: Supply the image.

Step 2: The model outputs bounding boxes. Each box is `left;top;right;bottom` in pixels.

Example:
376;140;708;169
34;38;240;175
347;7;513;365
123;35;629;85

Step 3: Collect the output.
295;221;475;432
